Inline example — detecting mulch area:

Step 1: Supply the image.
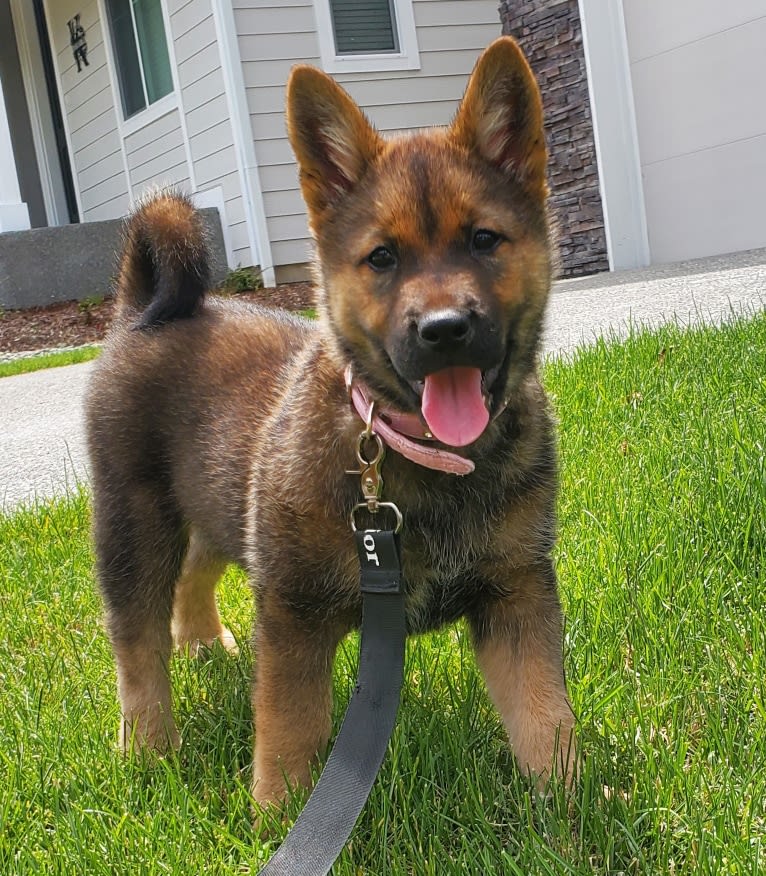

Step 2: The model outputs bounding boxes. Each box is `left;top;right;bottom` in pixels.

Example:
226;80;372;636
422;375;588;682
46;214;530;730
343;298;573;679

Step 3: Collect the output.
0;282;315;355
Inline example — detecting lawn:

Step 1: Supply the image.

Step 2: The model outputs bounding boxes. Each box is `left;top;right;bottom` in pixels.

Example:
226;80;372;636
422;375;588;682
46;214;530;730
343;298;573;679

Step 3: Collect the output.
0;346;101;378
0;313;764;874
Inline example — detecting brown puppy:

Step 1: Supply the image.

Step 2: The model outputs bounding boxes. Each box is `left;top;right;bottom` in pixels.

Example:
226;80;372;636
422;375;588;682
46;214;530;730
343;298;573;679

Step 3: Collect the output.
86;36;576;809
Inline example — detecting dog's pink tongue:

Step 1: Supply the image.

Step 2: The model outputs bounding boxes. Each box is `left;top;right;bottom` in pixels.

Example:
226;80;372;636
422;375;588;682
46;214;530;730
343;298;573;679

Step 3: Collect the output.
421;367;489;447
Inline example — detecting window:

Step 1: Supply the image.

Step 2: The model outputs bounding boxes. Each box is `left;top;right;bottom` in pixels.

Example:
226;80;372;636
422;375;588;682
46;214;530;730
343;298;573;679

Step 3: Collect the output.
314;0;420;73
105;0;173;119
330;0;399;55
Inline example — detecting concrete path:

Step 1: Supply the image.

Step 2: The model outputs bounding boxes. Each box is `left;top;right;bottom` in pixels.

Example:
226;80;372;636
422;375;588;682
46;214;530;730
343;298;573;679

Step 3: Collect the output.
1;248;764;512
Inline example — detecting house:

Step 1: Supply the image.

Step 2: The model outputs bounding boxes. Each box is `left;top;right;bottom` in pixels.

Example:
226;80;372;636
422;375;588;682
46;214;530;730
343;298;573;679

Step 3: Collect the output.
1;0;764;305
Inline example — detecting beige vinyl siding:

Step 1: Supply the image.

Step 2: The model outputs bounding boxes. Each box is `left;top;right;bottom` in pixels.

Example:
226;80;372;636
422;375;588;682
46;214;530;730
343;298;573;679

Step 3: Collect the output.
168;0;253;266
46;0;129;220
234;0;500;269
124;109;188;191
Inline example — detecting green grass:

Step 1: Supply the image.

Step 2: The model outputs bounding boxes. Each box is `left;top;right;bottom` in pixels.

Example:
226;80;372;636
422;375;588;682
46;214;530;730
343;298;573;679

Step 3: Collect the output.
1;313;764;874
0;345;100;378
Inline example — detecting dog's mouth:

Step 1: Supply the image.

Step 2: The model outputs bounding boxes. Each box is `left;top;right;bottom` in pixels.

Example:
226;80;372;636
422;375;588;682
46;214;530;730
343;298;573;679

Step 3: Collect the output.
406;363;502;447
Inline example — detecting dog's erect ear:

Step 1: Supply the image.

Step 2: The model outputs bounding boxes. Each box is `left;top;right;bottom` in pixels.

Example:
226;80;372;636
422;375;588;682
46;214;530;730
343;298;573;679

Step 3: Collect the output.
287;66;383;221
450;37;547;198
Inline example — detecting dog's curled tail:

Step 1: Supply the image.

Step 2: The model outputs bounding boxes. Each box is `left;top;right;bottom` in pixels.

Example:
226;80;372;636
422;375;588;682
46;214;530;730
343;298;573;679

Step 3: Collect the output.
115;191;210;329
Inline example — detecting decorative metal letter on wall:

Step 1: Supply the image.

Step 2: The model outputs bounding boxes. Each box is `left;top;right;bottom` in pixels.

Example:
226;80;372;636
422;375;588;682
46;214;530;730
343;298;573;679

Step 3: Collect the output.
68;15;89;72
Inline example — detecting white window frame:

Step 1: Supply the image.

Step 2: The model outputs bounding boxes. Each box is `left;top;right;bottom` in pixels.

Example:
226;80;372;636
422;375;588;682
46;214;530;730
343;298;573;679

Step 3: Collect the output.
101;0;178;136
313;0;421;73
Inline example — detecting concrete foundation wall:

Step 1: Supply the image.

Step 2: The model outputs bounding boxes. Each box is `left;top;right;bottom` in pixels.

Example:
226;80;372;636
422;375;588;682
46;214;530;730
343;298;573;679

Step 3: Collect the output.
0;208;227;310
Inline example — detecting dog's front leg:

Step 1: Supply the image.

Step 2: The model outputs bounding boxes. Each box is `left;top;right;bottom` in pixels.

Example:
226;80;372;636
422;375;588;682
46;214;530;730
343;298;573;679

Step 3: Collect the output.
251;601;346;807
469;562;577;790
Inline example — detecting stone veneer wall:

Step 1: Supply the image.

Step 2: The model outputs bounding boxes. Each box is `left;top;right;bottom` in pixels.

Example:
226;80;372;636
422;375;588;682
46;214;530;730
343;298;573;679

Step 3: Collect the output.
499;0;608;276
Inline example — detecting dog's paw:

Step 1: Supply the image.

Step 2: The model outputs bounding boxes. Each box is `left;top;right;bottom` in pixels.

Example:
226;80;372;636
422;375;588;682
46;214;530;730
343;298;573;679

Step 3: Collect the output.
119;709;180;756
522;722;579;797
174;626;240;658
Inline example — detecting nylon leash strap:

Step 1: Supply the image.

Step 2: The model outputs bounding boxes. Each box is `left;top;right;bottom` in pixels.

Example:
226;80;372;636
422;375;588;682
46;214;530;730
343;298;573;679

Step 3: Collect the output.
258;527;405;875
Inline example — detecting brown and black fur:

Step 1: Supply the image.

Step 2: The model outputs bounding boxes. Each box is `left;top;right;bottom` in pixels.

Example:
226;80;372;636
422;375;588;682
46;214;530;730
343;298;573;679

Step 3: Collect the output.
86;37;577;810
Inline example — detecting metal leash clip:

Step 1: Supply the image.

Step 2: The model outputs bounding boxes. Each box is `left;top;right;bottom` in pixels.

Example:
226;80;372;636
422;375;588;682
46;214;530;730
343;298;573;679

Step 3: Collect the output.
347;398;403;533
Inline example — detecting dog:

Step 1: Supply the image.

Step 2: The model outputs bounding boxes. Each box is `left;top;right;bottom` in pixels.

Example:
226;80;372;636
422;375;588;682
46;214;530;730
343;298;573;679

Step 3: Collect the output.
86;35;576;810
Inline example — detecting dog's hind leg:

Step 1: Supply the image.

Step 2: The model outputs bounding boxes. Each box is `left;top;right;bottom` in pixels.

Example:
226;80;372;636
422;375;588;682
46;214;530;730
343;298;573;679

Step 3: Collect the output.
93;485;186;754
171;528;238;656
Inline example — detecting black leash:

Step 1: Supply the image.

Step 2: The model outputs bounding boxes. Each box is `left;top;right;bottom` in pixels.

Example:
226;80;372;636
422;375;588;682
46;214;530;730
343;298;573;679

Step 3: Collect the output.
258;424;406;875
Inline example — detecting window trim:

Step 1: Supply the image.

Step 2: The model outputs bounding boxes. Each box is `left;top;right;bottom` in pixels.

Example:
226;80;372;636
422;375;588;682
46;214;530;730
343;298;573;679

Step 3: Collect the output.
313;0;421;73
101;0;177;132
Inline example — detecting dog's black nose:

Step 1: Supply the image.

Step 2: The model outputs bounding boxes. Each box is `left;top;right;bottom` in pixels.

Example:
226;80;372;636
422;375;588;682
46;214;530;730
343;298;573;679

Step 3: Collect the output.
417;310;473;350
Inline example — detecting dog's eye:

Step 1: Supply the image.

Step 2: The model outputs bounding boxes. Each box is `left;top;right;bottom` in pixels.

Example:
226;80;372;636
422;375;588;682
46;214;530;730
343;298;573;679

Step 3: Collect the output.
366;246;398;272
471;229;501;254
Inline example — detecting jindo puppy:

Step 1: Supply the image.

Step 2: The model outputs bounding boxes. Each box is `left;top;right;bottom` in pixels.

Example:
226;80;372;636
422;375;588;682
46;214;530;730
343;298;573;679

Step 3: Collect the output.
86;36;577;809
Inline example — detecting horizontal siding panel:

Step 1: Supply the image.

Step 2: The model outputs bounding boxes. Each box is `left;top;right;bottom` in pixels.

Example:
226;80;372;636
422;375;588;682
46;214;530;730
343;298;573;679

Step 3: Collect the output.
238;31;319;62
129;145;188;185
250;73;470;116
240;58;319;90
235;6;316;34
177;43;223;90
271;237;312;266
231;244;252;268
170;0;212;40
124;110;182;155
79;130;125;172
181;67;226;113
129;129;185;173
418;23;499;52
228;220;251;254
61;65;111;113
260;162;299;193
77;150;124;191
81;172;129;209
72;108;123;150
213;170;243;203
414;0;499;28
175;16;217;64
268;212;310;242
250;98;457;140
132;159;190;189
83;192;131;222
254;137;293;167
60;49;108;97
195;144;237;186
241;47;482;90
66;86;117;136
190;124;234;164
231;0;313;7
185;93;230;137
263;188;304;218
223;194;246;226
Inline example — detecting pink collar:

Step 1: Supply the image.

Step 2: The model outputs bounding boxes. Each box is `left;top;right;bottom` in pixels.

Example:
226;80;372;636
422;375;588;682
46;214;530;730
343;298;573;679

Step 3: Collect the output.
344;366;475;475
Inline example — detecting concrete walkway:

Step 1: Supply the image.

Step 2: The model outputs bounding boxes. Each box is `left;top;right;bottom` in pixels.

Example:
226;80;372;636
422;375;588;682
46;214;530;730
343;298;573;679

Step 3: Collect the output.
1;247;764;512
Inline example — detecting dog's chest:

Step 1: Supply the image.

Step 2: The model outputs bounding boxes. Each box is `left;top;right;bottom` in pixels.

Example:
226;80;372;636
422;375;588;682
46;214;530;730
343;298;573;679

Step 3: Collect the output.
396;508;496;633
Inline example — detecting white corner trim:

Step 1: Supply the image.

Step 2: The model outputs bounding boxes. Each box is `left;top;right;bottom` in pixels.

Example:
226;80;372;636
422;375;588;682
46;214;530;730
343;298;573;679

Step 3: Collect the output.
210;0;275;285
313;0;421;74
192;186;235;268
578;0;650;269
